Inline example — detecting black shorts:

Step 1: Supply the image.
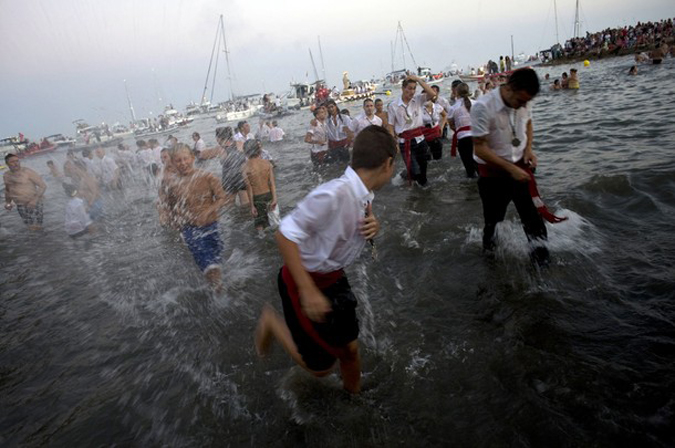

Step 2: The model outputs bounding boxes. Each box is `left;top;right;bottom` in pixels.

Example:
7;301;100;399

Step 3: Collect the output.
278;269;359;371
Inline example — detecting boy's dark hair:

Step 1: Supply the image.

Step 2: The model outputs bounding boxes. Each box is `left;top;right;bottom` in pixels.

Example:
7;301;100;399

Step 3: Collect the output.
215;126;233;141
82;148;91;157
244;139;262;157
340;108;350;116
136;139;147;148
237;121;247;131
374;98;383;104
401;78;416;88
507;68;540;96
5;153;17;163
363;98;374;106
351;125;397;170
570;68;577;73
451;79;462;88
431;85;440;92
62;182;77;197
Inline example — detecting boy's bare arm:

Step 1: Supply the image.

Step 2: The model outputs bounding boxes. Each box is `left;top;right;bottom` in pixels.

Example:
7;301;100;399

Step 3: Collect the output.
269;166;277;207
275;231;331;322
245;170;256;216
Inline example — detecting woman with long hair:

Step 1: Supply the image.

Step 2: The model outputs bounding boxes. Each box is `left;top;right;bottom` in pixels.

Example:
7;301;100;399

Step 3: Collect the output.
450;82;477;178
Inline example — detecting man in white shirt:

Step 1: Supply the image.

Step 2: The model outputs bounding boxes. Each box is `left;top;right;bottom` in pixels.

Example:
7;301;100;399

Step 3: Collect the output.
81;148;102;182
350;98;383;137
95;147;120;189
268;121;285;142
387;74;436;186
254;125;398;394
431;85;452;139
325;99;353;163
192;132;206;154
234;121;254;150
471;68;556;264
137;140;158;176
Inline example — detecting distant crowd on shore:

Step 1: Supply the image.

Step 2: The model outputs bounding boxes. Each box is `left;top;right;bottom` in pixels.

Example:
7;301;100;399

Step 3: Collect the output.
545;18;674;62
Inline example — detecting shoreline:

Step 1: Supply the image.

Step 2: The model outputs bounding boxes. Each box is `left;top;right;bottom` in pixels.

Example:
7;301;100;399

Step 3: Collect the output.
540;38;674;67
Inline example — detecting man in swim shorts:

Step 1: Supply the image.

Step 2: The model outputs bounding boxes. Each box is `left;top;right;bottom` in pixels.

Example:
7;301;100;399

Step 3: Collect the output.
166;144;228;291
4;154;47;231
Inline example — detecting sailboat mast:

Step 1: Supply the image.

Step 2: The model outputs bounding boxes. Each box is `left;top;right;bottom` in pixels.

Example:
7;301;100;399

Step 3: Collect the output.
201;19;221;105
399;21;418;70
511;35;515;61
308;48;320;82
219;15;234;101
318;36;326;85
210;30;221;104
553;0;560;44
390;40;394;72
573;0;581;38
124;79;136;123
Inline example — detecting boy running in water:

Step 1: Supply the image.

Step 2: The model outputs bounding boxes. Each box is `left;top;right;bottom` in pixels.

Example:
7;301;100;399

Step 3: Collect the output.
166;144;228;291
254;125;398;394
244;139;277;233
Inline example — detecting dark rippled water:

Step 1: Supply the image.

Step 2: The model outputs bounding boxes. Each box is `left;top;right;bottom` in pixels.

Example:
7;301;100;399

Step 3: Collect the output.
2;56;674;447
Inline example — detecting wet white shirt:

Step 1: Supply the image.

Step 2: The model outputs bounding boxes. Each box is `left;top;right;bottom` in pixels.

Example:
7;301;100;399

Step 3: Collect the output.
97;155;118;184
233;131;254;143
387;92;427;143
422;103;444;127
139;148;156;167
64;197;92;236
471;87;532;164
436;96;453;116
325;114;352;142
268;127;285;142
307;121;327;153
193;138;206;153
350;113;383;136
451;99;475;140
280;166;374;273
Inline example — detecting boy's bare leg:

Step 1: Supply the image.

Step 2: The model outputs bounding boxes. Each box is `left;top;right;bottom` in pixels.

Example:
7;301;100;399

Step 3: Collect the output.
255;304;334;377
338;341;361;394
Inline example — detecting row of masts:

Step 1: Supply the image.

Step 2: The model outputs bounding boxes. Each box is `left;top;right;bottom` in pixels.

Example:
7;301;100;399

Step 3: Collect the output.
554;0;582;45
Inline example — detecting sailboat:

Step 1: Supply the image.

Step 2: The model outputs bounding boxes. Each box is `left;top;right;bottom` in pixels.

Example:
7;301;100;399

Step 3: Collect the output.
385;21;444;86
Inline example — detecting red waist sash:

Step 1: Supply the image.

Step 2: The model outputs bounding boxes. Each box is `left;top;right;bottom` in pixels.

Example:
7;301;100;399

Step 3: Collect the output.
422;125;441;143
328;138;349;150
281;265;344;358
451;126;471;157
477;160;567;224
399;127;426;185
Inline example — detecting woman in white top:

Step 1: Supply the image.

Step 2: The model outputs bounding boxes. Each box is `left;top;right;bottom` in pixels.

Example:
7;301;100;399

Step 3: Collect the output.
451;82;477;177
304;105;329;165
422;100;447;160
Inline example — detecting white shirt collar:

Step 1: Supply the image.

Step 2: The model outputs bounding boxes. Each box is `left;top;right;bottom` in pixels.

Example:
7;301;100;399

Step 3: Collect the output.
344;166;374;203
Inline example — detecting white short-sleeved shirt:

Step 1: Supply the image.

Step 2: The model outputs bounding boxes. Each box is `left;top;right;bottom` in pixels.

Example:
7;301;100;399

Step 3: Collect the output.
350;113;383;136
99;155;118;184
194;138;206;153
139;148;156;167
326;114;352;142
470;88;532;164
387;92;427;143
269;127;285;142
422;103;444;127
436;96;453;116
65;197;92;236
234;131;254;143
452;99;475;140
279;166;374;273
307;121;327;153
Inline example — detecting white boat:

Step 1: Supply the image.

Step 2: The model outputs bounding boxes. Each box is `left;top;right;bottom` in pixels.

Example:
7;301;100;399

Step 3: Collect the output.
1;136;28;158
45;134;76;148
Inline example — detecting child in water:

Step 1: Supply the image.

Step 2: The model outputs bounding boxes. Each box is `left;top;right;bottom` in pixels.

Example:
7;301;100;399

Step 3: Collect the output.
63;183;94;238
166;144;228;291
244;139;277;233
254;125;398;394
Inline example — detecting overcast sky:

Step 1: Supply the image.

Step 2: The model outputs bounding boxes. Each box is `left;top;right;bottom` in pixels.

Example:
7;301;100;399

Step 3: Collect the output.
0;0;672;138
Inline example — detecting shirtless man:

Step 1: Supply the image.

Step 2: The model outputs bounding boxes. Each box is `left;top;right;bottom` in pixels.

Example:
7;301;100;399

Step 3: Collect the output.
166;145;228;291
4;154;47;230
46;160;63;179
374;99;389;130
244;139;278;233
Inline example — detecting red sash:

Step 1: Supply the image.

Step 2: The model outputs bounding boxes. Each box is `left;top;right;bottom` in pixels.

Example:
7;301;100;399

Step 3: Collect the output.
477;160;567;224
399;127;426;186
281;265;344;358
422;125;441;143
451;126;471;157
328;138;349;150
